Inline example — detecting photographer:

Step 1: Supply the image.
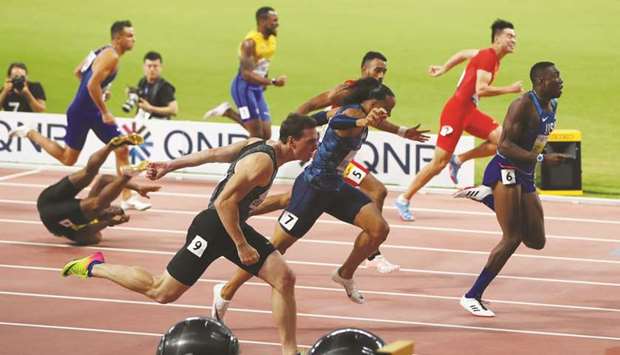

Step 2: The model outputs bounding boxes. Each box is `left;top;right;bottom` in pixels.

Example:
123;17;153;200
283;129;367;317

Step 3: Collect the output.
125;51;177;120
0;62;46;112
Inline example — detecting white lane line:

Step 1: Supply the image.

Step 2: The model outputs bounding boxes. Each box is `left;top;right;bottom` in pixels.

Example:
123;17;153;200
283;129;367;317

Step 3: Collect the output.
2;217;619;265
1;240;620;288
0;199;618;244
0;169;42;182
2;291;619;342
0;321;305;348
1;182;618;225
2;263;619;314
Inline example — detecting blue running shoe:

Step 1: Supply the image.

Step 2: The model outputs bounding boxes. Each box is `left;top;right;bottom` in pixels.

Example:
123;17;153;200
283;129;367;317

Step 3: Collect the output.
449;155;461;185
394;198;414;221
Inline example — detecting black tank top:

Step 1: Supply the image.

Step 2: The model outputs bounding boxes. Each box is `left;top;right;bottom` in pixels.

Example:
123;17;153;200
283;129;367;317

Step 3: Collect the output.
208;141;278;222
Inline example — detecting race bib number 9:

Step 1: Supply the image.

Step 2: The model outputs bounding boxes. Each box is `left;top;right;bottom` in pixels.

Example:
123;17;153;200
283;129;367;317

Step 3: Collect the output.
343;160;368;186
501;169;516;185
187;235;208;258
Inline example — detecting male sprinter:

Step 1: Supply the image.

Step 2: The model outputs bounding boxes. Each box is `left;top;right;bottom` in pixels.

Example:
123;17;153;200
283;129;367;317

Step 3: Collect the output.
62;114;319;355
298;51;429;272
253;52;429;273
8;20;149;210
38;134;158;245
395;19;523;221
204;7;286;139
212;81;395;322
456;62;568;316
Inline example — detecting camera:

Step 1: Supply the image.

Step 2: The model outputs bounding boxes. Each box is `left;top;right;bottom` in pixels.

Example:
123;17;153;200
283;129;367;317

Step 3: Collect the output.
122;86;144;113
11;76;26;92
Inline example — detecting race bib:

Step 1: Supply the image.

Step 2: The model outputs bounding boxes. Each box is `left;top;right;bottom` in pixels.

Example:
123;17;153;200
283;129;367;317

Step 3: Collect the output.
343;160;368;186
501;169;516;185
187;235;208;258
239;106;251;120
279;211;298;231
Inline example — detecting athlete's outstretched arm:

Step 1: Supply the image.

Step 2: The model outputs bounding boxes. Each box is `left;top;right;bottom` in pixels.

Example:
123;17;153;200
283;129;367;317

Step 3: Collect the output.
296;90;331;115
250;191;291;216
296;82;355;115
374;120;430;142
214;154;274;265
147;139;260;180
428;49;479;77
475;70;523;98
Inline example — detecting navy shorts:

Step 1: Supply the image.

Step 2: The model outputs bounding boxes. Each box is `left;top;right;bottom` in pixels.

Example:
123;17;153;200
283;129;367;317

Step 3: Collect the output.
230;75;270;122
65;104;121;150
482;155;536;193
167;209;276;286
278;174;372;239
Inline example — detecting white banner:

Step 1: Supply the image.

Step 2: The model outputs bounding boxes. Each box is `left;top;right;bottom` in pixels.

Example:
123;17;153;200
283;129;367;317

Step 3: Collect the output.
0;112;474;188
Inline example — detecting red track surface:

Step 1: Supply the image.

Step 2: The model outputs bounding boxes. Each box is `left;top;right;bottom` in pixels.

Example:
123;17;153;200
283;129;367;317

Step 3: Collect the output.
1;167;619;355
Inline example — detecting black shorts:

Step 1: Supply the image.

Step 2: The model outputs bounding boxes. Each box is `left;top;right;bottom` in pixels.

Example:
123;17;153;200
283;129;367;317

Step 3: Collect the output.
37;176;88;240
277;174;372;239
167;209;277;286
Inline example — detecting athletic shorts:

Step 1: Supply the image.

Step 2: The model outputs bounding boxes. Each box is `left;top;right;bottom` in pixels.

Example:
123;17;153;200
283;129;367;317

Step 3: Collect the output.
436;96;499;154
37;176;89;240
167;209;276;286
482;155;536;193
278;174;372;239
64;103;121;150
230;74;271;122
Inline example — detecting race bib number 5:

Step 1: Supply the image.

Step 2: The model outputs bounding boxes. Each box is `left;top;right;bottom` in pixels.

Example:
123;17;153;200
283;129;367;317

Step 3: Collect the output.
343;160;368;186
501;169;516;185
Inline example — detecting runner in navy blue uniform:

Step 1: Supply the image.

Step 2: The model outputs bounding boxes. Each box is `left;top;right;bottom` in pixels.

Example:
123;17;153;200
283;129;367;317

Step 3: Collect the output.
455;62;570;316
9;21;148;209
211;80;396;320
61;114;318;355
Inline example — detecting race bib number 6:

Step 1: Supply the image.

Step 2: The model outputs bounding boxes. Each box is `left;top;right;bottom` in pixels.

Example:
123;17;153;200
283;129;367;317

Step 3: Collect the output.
501;169;516;185
343;160;369;186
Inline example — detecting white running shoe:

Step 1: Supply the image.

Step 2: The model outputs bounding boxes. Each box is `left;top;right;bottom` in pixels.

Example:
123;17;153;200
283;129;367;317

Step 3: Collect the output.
394;195;414;221
121;192;152;211
211;283;230;321
453;185;492;202
364;255;400;273
8;123;33;139
460;296;495;317
203;102;231;119
331;269;365;304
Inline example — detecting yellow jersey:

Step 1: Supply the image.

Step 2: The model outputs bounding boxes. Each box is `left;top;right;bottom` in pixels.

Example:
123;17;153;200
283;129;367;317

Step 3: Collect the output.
240;30;277;77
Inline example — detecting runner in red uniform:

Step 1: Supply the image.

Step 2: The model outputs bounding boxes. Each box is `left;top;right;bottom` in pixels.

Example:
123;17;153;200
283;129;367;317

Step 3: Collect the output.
395;19;523;221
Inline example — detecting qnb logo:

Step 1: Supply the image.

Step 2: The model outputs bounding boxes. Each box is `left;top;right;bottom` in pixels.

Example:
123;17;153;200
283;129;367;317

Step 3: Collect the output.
120;121;153;164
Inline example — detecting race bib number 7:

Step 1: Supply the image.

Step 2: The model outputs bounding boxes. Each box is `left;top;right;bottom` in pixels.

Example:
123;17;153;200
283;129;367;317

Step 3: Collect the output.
343;160;369;186
501;169;516;185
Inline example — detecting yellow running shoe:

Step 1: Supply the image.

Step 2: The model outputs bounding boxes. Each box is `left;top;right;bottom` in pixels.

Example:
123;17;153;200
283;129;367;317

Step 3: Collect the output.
120;160;150;177
61;252;105;279
109;133;144;148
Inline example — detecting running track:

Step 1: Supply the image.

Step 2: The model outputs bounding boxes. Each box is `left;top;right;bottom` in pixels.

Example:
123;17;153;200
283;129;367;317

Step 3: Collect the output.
1;167;619;355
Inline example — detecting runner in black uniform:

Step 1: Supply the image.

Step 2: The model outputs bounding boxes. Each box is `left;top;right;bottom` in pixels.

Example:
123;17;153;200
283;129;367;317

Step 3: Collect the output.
61;114;318;355
37;133;156;245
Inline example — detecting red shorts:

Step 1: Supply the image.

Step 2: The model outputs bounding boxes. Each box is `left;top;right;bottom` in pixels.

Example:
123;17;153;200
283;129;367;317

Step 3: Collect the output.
435;96;499;154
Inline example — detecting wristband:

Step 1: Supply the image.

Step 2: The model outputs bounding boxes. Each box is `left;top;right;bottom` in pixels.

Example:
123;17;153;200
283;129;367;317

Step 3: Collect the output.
536;153;544;162
397;127;407;137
